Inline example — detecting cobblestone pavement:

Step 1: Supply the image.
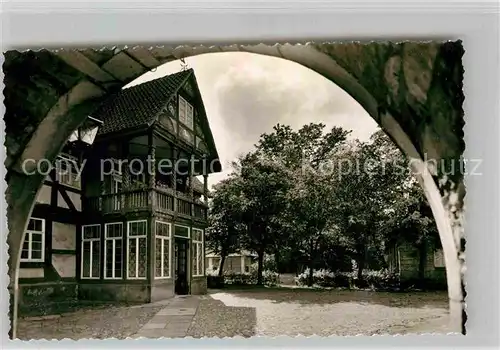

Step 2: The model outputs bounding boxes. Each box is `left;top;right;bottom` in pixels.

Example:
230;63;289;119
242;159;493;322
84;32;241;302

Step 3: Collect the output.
205;288;452;337
17;289;452;340
17;303;163;340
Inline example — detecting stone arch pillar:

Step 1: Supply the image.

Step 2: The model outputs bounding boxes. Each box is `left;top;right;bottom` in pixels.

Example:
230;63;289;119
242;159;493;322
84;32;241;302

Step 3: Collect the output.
7;81;106;338
380;112;465;333
6;44;465;337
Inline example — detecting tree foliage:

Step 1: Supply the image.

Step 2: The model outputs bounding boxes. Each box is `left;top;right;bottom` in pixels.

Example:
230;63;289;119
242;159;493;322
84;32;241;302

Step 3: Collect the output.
205;177;245;276
206;123;440;287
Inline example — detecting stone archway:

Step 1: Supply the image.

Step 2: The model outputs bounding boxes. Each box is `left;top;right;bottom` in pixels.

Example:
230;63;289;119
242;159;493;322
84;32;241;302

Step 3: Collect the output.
4;42;465;337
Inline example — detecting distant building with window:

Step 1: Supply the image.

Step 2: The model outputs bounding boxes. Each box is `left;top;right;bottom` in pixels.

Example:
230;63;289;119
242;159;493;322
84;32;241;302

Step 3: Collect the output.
386;243;447;288
205;251;257;274
17;69;221;315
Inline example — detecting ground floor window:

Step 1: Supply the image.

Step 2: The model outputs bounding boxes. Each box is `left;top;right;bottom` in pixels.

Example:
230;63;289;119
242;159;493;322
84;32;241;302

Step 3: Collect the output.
81;224;101;279
127;220;147;279
155;221;171;279
192;228;204;277
21;218;45;262
104;222;123;279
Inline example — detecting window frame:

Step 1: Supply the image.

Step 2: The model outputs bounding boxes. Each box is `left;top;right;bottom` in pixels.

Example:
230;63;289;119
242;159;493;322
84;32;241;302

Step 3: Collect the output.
104;222;124;280
174;224;191;239
81;224;101;279
178;95;194;130
154;221;172;279
126;220;148;280
20;218;46;263
56;153;81;189
192;228;204;277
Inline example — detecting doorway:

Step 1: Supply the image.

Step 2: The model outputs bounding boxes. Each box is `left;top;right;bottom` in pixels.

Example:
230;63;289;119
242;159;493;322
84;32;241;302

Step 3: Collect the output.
174;238;189;295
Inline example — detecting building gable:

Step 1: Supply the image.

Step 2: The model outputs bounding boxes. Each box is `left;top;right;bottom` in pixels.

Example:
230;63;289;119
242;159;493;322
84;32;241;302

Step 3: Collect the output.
92;69;192;138
155;72;220;169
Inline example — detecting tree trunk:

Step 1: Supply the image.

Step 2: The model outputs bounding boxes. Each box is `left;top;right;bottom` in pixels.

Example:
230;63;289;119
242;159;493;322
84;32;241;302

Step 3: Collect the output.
257;249;264;285
357;258;364;281
307;239;314;287
218;252;227;278
357;244;366;282
274;248;281;272
356;245;366;281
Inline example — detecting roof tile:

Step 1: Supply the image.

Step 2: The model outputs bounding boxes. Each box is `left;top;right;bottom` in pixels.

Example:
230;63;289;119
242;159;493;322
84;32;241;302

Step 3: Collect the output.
92;69;192;136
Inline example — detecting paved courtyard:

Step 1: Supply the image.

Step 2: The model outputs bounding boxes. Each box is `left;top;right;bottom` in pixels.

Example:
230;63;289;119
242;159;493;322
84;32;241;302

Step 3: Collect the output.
17;289;452;340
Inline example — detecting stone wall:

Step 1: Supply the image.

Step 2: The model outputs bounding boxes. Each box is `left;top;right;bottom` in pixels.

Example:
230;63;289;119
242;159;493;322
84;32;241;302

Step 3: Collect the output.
18;282;78;316
151;279;175;302
78;283;151;303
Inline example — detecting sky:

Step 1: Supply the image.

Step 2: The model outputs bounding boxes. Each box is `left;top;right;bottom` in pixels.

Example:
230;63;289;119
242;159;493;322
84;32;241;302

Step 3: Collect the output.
126;52;379;188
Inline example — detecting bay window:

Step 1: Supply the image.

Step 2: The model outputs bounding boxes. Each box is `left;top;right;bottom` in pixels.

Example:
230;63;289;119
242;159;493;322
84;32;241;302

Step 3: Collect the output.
192;228;204;277
104;222;123;279
155;221;171;279
127;220;147;279
81;224;101;279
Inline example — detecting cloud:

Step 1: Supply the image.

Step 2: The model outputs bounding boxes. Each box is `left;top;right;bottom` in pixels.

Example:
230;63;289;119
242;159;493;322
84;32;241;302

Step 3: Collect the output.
126;52;379;187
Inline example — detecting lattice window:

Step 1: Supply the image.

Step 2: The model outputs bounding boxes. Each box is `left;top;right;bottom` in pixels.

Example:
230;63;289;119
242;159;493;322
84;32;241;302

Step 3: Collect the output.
178;95;194;129
155;221;171;279
192;228;204;277
127;220;148;279
81;224;101;279
21;218;45;262
104;222;123;279
56;153;81;189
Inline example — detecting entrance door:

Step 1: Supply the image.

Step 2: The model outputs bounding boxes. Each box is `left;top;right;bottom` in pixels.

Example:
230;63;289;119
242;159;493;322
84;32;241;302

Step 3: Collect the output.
174;239;189;295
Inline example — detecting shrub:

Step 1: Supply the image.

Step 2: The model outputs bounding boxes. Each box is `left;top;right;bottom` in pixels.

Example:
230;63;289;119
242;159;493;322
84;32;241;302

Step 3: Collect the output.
263;254;278;272
296;268;337;287
314;269;336;287
295;271;306;286
222;263;280;287
224;272;255;285
207;275;225;288
205;269;224;288
206;268;220;277
295;268;399;290
262;270;280;286
363;269;400;290
332;273;351;288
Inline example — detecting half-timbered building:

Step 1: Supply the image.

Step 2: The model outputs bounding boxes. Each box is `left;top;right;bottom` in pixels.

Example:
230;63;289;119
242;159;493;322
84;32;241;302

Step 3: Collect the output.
18;69;219;314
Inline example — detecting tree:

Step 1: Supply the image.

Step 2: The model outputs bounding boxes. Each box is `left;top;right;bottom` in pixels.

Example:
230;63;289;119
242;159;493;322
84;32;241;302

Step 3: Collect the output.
385;180;440;285
206;177;245;277
369;129;440;284
256;123;351;285
257;123;351;169
232;152;294;285
284;168;337;285
331;135;406;281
